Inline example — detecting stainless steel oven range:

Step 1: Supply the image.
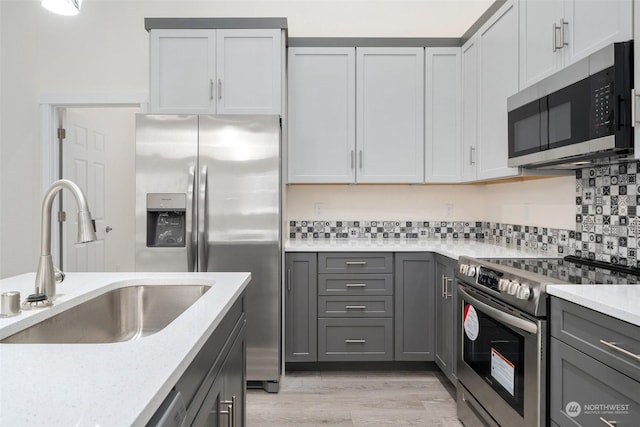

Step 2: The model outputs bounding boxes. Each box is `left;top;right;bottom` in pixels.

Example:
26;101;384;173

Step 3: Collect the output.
455;255;640;427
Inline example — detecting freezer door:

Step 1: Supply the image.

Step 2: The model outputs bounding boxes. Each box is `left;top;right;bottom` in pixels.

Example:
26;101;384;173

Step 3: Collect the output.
198;115;281;383
135;114;198;272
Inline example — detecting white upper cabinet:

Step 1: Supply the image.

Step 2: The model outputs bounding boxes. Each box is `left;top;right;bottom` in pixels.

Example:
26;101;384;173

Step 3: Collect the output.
150;28;282;114
216;29;282;115
477;0;520;181
287;46;424;184
150;29;216;114
461;38;479;182
519;0;632;90
287;48;356;183
461;0;520;182
356;48;425;183
425;48;461;183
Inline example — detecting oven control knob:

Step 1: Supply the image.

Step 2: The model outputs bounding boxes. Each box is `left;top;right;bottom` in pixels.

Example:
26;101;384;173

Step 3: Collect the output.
459;263;469;275
516;285;532;300
467;266;477;277
498;278;510;292
507;281;519;295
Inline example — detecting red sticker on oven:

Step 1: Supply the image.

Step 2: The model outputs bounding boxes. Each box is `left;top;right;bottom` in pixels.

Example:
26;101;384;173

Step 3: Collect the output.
463;304;479;341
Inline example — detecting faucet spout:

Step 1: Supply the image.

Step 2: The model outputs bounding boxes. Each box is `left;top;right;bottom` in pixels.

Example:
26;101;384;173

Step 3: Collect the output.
30;179;97;305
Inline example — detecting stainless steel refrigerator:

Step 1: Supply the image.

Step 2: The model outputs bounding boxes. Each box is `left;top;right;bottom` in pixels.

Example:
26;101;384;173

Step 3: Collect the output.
135;114;281;392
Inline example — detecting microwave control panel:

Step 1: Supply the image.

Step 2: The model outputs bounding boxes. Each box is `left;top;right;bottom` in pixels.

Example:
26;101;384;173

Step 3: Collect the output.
591;67;614;137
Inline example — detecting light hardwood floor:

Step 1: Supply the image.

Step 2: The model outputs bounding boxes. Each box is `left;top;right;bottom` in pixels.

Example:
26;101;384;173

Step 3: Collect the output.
247;370;462;426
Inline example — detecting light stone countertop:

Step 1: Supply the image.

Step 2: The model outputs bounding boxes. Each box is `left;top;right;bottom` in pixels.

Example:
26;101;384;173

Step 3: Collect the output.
0;271;250;427
285;238;555;259
547;285;640;327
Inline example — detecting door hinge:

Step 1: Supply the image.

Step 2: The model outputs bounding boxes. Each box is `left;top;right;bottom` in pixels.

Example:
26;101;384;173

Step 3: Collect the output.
57;211;66;222
57;127;66;140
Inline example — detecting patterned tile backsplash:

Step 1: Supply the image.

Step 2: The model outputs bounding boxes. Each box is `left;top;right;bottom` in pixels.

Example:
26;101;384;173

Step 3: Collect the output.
290;160;640;267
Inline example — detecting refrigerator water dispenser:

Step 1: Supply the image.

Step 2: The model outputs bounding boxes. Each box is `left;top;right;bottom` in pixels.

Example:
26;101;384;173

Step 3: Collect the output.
146;193;186;247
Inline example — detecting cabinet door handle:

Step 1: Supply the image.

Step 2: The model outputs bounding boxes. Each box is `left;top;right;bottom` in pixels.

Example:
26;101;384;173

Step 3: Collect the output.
359;150;363;169
351;150;355;169
218;78;222;100
345;339;366;344
345;305;367;310
469;146;476;165
553;22;561;52
345;283;367;288
561;18;569;48
346;261;367;266
599;417;617;427
210;79;215;100
441;275;446;298
599;340;640;362
287;268;292;292
446;277;453;298
219;404;231;427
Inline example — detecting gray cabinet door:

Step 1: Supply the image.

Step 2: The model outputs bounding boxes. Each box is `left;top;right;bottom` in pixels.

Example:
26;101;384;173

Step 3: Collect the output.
550;337;640;426
285;253;318;362
435;254;457;383
394;252;435;361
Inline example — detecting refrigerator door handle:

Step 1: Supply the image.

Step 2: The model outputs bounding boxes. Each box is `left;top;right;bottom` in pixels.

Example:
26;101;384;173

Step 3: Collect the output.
186;166;197;272
198;165;209;272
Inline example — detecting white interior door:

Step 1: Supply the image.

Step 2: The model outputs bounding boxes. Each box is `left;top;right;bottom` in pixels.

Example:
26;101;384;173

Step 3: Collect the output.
62;107;138;272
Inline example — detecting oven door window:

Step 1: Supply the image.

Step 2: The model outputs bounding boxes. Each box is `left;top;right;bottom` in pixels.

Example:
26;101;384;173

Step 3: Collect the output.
462;302;525;416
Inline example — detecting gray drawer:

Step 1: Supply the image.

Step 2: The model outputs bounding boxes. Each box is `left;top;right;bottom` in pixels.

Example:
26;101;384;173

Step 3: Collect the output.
318;273;393;296
551;297;640;381
550;337;640;426
318;252;393;273
318;296;393;318
318;318;393;361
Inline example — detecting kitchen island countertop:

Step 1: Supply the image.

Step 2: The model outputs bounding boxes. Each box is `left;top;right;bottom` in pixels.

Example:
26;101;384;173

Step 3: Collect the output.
0;271;250;427
285;238;555;259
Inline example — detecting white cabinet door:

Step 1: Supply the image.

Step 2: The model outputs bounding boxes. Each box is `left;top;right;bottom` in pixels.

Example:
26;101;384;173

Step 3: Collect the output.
356;48;425;183
216;29;282;115
477;0;520;181
461;37;479;182
519;0;564;89
425;48;461;183
149;29;216;114
287;48;356;183
564;0;633;65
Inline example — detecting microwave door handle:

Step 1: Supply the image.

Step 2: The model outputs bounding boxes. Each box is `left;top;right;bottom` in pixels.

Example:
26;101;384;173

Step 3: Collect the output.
198;165;208;272
186;166;196;272
457;284;538;335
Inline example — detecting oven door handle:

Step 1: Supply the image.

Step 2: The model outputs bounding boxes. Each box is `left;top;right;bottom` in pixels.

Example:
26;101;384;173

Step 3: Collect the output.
458;285;538;335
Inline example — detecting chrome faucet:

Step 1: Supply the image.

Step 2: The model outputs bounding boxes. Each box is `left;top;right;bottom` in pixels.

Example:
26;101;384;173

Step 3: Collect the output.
24;179;97;308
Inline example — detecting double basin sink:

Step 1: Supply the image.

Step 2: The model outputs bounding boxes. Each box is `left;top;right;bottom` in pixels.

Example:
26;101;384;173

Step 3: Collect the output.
1;284;211;344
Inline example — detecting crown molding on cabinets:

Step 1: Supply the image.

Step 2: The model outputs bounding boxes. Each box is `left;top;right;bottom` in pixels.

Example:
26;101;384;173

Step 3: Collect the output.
288;38;460;48
144;17;288;31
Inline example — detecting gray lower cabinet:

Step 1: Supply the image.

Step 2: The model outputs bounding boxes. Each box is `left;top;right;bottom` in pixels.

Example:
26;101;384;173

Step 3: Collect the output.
394;252;435;361
285;253;318;362
550;297;640;426
318;253;394;361
156;295;246;427
434;254;457;383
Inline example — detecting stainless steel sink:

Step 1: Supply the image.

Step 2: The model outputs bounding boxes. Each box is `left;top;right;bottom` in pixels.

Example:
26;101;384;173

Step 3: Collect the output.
0;285;211;344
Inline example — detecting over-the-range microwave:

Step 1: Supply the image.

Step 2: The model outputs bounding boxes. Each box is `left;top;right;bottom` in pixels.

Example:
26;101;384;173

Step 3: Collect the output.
507;40;633;169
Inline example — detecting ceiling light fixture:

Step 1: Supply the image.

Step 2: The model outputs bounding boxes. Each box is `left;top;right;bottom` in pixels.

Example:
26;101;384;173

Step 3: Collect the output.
41;0;82;16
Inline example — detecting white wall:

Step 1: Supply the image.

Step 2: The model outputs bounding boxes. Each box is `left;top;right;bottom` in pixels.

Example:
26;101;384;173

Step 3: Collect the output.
287;175;576;230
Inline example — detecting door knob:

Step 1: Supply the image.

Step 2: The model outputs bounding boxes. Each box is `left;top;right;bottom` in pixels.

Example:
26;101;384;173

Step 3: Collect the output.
105;226;113;233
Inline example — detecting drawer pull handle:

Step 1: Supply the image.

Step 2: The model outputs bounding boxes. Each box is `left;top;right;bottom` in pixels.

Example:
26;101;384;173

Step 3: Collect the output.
345;305;367;310
599;340;640;362
345;339;366;344
345;261;367;266
599;417;618;427
345;283;367;288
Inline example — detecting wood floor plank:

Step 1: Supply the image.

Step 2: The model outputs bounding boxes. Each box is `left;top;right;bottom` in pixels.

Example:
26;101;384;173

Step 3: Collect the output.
247;370;461;426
